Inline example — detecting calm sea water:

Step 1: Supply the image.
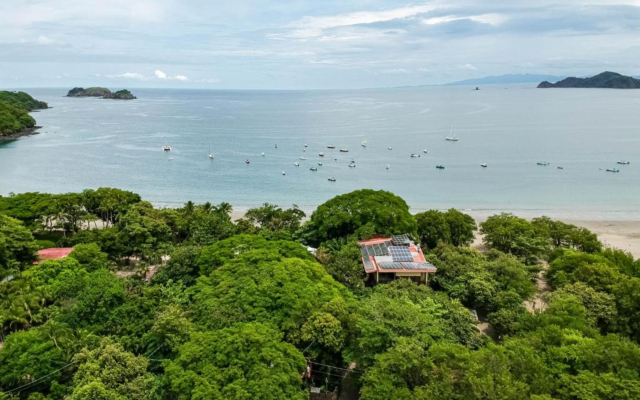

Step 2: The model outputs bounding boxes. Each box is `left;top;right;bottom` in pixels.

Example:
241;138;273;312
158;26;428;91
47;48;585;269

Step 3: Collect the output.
1;86;639;219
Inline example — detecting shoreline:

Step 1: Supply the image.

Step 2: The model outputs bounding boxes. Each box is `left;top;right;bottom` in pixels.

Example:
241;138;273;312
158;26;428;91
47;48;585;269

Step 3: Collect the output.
0;125;42;141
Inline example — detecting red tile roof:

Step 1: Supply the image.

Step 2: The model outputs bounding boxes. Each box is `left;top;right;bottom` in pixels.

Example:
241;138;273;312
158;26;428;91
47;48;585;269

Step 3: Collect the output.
37;247;74;261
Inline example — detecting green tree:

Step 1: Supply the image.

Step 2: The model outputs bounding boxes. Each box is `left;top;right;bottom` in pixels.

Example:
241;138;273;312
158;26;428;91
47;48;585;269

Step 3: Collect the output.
415;210;451;249
152;246;202;287
68;243;112;272
481;213;550;263
302;189;417;247
243;203;306;239
0;214;37;272
70;339;153;400
444;209;476;247
162;323;307;400
316;239;366;292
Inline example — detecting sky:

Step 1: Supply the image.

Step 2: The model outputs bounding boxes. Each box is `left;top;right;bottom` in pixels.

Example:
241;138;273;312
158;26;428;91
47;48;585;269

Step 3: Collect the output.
1;0;640;90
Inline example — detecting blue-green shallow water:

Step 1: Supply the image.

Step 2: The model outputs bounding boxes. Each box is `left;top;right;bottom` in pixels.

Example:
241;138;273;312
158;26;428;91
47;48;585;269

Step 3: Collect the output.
1;86;639;219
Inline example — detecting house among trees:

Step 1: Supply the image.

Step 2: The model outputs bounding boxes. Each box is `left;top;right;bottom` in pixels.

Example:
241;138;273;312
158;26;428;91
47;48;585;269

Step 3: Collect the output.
360;234;436;285
34;247;74;264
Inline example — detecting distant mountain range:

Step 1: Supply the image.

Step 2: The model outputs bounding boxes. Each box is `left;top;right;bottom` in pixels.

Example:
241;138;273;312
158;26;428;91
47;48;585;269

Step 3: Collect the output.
444;74;566;86
538;72;640;89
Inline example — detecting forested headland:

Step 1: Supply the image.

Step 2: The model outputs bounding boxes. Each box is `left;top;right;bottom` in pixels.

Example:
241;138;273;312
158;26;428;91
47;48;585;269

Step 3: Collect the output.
1;188;640;400
0;91;48;138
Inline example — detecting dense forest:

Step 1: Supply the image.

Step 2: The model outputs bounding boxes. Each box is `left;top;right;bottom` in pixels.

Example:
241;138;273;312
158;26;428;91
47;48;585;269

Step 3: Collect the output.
1;188;640;400
0;91;48;137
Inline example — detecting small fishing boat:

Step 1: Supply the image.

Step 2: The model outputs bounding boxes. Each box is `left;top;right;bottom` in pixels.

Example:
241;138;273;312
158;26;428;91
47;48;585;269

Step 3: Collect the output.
303;149;306;152
162;145;171;151
300;156;307;160
304;144;308;147
387;147;393;150
327;145;335;149
557;166;564;170
245;159;250;164
410;153;420;158
480;163;487;168
261;152;265;157
318;162;323;166
606;168;620;173
294;162;300;166
310;167;318;171
168;157;173;161
386;164;390;170
209;145;214;159
328;177;336;182
282;171;285;175
617;161;631;165
423;149;428;154
537;161;550;166
436;165;445;169
445;126;459;141
348;161;356;168
361;140;368;147
275;144;278;149
340;149;349;153
319;152;325;157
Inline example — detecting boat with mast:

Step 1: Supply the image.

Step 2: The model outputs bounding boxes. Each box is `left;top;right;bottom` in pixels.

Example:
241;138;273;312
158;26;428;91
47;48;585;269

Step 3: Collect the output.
209;145;214;159
445;126;459;141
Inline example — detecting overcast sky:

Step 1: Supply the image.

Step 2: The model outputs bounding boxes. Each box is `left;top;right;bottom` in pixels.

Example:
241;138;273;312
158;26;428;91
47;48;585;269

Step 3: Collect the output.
2;0;640;89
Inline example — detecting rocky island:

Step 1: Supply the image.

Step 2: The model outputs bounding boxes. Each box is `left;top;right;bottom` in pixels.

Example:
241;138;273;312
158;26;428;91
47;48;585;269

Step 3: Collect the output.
66;87;137;99
538;71;640;89
0;91;49;138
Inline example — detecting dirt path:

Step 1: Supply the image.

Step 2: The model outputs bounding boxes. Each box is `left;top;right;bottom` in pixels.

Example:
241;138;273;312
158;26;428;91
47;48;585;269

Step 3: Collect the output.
525;261;550;312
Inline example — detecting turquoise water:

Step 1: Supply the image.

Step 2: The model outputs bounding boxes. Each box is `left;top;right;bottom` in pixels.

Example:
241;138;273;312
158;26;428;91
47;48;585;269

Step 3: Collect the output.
1;86;639;219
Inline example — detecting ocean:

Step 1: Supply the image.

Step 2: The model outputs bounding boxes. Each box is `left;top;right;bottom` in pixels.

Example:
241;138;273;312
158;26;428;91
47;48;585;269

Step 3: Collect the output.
1;85;639;220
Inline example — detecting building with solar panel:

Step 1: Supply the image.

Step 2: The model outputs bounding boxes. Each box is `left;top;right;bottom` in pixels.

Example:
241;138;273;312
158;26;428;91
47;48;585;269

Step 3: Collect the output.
359;234;436;285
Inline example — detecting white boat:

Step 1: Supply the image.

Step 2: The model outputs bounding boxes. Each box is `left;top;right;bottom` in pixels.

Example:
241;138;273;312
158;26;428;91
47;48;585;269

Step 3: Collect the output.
261;152;265;157
361;140;368;147
294;162;300;166
445;126;459;141
209;145;214;159
386;164;390;170
410;153;419;158
162;145;171;151
319;152;325;157
387;147;393;150
281;171;285;175
328;177;336;182
537;161;550;166
318;162;323;166
310;167;317;171
340;149;349;153
300;156;307;160
423;149;428;153
618;160;631;165
606;168;620;173
245;159;250;164
480;163;487;168
304;144;308;147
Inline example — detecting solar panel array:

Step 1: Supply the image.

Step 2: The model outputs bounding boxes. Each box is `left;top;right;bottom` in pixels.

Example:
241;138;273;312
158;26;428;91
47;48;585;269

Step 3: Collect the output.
389;246;413;262
360;243;390;258
391;234;411;246
378;261;437;271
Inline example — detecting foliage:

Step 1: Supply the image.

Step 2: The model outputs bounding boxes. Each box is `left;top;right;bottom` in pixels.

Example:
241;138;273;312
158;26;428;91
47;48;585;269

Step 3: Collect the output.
0;91;48;111
316;239;366;292
68;243;112;272
69;339;153;400
302;189;417;247
480;213;550;263
152;245;202;287
162;323;307;400
0;214;37;273
0;100;36;135
242;203;305;239
190;247;350;343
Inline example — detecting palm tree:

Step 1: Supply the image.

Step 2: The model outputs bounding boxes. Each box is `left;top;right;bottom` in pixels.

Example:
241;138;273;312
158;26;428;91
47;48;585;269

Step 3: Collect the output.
216;202;233;216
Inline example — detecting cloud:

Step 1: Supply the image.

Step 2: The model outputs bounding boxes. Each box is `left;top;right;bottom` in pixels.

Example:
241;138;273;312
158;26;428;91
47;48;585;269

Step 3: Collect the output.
379;68;411;74
175;75;188;81
155;69;167;79
107;72;149;80
459;63;478;71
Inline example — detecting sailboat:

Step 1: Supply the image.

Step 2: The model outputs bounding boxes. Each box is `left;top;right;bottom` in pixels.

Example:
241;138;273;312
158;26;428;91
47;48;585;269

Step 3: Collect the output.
162;145;171;151
209;145;214;159
361;140;368;147
445;126;459;141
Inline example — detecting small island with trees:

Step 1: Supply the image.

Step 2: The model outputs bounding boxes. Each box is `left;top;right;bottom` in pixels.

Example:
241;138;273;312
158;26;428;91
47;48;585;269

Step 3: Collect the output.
66;87;137;100
538;71;640;89
0;91;49;138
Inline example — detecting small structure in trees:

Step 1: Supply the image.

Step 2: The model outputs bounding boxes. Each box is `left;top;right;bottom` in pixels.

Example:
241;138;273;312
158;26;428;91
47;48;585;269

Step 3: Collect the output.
359;234;436;285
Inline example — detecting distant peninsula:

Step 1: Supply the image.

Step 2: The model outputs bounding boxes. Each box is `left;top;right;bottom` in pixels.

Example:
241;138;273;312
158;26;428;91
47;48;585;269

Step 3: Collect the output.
538;71;640;89
0;91;49;138
66;87;137;100
445;73;566;86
